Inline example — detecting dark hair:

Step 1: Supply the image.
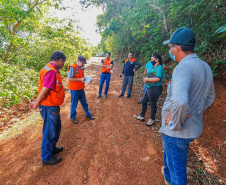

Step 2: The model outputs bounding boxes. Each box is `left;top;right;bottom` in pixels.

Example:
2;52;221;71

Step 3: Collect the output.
50;51;66;61
152;53;162;65
172;41;195;53
106;52;111;56
180;45;195;53
129;51;134;56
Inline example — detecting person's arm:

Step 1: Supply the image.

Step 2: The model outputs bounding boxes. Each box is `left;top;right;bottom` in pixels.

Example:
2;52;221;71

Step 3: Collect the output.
145;77;160;82
30;87;51;109
121;63;125;75
134;60;142;71
166;64;192;131
101;60;113;69
101;64;113;69
203;81;215;111
143;68;147;78
68;77;85;82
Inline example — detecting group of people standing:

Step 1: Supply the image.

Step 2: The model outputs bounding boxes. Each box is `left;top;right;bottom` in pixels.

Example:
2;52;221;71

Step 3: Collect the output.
98;50;165;128
30;27;215;185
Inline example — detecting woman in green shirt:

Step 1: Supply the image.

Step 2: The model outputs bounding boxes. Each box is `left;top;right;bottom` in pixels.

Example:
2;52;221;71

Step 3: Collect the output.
135;53;164;126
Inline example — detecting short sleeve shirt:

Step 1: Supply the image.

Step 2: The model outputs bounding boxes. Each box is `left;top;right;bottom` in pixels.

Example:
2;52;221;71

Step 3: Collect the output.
43;63;59;90
146;65;164;88
145;61;153;69
68;67;74;78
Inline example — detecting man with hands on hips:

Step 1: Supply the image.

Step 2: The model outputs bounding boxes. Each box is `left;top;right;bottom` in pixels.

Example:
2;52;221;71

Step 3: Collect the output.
159;27;215;185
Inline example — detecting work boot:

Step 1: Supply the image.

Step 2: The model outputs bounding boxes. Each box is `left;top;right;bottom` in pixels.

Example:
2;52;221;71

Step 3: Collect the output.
42;156;62;166
52;146;63;155
87;115;95;120
71;118;78;124
146;119;155;126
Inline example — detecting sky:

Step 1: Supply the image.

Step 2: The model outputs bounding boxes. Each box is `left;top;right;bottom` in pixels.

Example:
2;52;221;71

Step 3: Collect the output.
52;0;103;46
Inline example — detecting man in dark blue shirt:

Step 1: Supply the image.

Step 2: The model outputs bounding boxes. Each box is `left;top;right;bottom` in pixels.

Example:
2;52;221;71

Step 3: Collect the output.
119;52;142;98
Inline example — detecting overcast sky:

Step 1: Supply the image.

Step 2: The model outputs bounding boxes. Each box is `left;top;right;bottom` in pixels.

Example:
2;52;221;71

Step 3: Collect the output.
51;0;103;46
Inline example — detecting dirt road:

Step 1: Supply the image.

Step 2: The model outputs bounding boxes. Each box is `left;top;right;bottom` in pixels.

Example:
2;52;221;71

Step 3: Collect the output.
0;57;166;185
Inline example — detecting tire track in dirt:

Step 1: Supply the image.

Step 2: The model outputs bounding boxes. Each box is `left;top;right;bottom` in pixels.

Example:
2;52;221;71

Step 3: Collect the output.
0;57;165;185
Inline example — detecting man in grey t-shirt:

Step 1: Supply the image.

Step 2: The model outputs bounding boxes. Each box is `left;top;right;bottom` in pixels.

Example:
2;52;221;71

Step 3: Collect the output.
160;27;215;185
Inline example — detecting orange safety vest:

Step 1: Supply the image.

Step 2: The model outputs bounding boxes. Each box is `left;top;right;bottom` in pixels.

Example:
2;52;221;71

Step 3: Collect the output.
102;58;113;73
68;63;85;90
125;58;136;63
38;63;65;106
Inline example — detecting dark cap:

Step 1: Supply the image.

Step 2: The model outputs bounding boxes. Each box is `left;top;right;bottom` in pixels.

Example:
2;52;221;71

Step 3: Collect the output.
163;27;196;46
78;56;87;64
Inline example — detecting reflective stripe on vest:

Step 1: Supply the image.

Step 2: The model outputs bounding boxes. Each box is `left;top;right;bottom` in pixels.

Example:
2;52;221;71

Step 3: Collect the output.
43;65;51;71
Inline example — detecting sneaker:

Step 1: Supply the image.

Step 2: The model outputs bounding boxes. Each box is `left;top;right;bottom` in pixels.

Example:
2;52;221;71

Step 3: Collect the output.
42;156;62;166
135;115;144;122
161;166;170;185
118;94;124;98
71;118;78;124
126;95;131;98
138;101;142;104
104;94;107;98
97;94;101;98
52;146;63;155
146;119;155;126
87;115;95;120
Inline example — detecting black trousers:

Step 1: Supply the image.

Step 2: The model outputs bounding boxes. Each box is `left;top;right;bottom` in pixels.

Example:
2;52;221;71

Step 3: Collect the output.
140;86;162;120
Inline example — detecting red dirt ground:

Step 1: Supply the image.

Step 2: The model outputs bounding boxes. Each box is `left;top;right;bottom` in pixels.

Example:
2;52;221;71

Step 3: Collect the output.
0;57;225;185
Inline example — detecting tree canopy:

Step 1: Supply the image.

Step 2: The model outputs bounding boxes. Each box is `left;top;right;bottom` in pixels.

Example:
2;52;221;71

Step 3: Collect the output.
80;0;226;66
0;0;94;106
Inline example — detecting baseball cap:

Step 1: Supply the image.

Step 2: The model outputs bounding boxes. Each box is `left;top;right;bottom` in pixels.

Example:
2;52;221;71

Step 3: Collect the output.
163;27;196;46
78;56;87;64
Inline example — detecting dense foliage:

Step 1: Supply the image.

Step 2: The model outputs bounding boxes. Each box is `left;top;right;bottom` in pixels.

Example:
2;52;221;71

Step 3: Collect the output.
80;0;226;69
0;0;94;106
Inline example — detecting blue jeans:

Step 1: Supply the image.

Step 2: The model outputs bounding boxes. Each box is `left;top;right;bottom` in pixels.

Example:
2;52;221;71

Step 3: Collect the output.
121;75;133;96
39;105;61;162
70;89;91;119
162;134;194;185
99;73;111;95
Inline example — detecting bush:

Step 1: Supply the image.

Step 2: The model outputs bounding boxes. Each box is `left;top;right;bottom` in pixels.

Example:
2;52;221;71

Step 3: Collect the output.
0;61;38;107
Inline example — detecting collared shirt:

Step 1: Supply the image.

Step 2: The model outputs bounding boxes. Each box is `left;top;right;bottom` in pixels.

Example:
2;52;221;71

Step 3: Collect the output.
159;53;215;139
43;62;58;89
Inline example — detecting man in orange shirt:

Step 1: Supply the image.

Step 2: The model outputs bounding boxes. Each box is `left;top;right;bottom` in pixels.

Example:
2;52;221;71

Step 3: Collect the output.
30;51;66;166
68;56;95;124
97;52;114;98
